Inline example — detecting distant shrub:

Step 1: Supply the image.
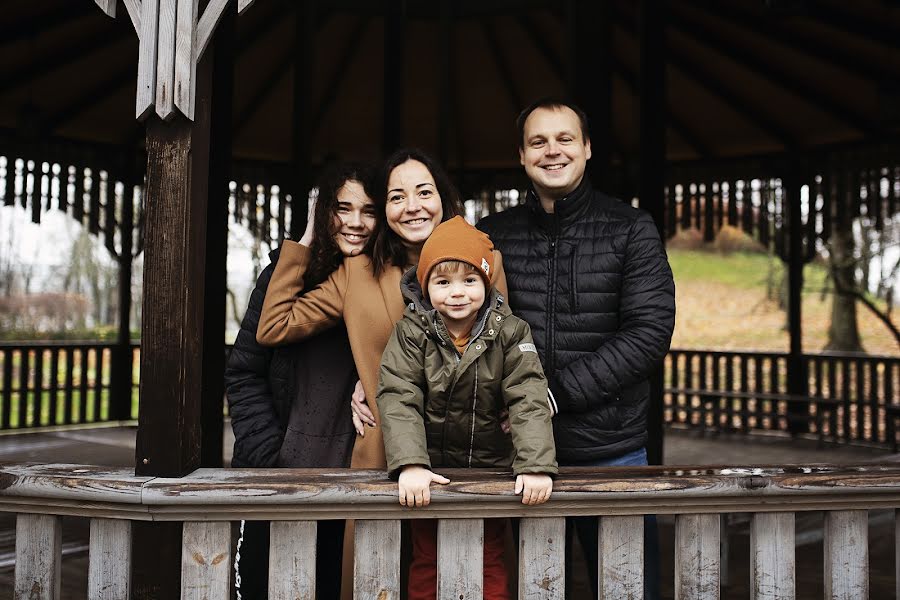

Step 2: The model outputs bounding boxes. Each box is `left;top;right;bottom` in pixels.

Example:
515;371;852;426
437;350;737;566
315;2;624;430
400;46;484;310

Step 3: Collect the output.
667;228;705;250
712;225;766;254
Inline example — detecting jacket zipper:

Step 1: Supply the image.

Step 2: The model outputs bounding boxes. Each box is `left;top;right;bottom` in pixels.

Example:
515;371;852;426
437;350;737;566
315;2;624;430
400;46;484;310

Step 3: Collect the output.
546;235;558;376
467;362;478;467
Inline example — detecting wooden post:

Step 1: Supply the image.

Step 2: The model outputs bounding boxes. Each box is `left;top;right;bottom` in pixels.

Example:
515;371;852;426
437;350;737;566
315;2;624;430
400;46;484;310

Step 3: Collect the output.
110;154;137;421
14;513;62;600
181;521;232;600
354;520;401;599
824;510;868;599
438;0;453;166
675;514;720;600
132;7;219;598
88;518;133;599
289;0;315;239
598;515;644;599
383;1;405;155
568;0;612;190
749;512;794;600
200;1;234;468
438;519;484;600
785;166;808;434
269;521;317;600
519;518;565;599
638;0;668;466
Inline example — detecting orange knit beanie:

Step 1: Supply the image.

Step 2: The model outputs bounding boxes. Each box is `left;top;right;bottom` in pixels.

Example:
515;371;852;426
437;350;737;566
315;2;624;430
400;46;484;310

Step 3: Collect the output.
416;216;495;292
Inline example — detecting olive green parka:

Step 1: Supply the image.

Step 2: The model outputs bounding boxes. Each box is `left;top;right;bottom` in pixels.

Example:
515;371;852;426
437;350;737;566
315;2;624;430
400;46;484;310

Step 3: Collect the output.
377;268;558;478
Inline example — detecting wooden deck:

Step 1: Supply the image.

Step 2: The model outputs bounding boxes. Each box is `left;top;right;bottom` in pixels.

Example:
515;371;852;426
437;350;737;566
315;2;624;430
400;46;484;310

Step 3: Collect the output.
0;425;895;599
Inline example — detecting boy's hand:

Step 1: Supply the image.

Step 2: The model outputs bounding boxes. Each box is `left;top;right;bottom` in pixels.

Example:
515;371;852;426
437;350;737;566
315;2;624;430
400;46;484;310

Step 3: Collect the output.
515;474;553;505
398;465;450;507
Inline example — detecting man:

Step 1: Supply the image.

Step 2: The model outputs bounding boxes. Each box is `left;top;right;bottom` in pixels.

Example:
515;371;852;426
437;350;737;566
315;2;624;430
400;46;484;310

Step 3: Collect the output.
477;98;675;599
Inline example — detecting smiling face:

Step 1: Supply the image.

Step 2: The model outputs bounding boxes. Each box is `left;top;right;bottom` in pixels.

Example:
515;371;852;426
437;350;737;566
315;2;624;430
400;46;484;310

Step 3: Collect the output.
331;180;376;257
427;261;486;337
519;106;592;207
385;159;444;246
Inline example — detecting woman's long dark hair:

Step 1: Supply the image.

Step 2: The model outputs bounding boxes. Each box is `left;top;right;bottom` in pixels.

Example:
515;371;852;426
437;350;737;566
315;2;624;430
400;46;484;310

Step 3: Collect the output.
304;162;377;290
370;148;464;277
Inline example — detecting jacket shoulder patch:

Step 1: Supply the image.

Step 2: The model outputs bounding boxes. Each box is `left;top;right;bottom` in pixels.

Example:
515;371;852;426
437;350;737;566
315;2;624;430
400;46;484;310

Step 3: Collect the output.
518;343;537;353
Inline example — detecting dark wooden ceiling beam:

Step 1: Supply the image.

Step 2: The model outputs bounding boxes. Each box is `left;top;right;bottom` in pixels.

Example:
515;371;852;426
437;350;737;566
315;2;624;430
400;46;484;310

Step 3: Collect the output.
612;5;796;151
667;6;879;135
45;67;134;133
808;1;900;52
2;29;131;94
232;45;294;137
685;0;896;82
612;60;713;160
515;15;565;81
481;20;523;113
310;16;370;137
0;4;97;50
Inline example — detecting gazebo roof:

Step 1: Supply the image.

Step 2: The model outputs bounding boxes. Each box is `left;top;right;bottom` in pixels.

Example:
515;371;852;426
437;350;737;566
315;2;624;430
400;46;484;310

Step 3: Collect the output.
1;0;898;170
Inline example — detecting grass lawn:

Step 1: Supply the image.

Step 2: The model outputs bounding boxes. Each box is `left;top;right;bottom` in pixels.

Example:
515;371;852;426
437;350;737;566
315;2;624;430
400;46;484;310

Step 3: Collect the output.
669;249;899;356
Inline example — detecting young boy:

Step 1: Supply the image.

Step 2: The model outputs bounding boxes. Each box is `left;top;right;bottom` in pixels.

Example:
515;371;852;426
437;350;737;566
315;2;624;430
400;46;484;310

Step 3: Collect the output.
377;216;558;600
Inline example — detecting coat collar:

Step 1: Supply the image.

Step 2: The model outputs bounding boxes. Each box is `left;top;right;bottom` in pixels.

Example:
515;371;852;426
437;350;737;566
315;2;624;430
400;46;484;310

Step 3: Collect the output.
526;175;593;231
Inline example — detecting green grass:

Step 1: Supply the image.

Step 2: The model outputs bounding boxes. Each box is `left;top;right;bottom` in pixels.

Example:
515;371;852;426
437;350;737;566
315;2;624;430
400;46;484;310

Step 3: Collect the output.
668;249;830;292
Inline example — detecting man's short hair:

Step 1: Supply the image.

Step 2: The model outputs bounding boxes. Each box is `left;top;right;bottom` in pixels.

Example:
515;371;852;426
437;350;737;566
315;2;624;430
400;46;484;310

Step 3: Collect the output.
516;97;590;148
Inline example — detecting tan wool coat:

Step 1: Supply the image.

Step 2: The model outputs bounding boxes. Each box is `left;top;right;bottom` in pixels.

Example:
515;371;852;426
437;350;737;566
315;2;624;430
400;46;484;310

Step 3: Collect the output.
256;239;507;469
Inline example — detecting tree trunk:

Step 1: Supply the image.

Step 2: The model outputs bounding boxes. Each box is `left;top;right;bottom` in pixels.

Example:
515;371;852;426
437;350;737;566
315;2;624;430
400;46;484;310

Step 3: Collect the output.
826;226;864;352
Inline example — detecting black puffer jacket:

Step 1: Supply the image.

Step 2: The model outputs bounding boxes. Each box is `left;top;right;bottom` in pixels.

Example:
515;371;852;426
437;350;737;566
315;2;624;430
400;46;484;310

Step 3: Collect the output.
225;248;357;469
477;178;675;462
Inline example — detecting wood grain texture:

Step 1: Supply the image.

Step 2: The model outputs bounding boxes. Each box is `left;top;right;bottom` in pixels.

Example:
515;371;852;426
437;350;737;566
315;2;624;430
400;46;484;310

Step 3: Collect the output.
354;519;400;599
174;0;199;120
123;0;142;33
88;518;132;600
136;0;160;119
155;0;177;119
824;510;868;600
195;0;230;61
750;512;794;600
14;513;61;600
268;521;316;600
438;518;483;600
675;513;720;600
181;521;231;600
598;515;643;600
518;517;564;600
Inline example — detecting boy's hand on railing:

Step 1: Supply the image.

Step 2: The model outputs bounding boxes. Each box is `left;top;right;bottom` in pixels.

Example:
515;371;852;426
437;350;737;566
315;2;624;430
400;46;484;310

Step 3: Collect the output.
515;474;553;505
398;465;450;507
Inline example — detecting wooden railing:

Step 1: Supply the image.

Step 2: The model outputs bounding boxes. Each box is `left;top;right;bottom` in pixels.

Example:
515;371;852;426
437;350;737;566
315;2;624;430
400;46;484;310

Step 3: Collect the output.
1;463;898;598
665;349;900;447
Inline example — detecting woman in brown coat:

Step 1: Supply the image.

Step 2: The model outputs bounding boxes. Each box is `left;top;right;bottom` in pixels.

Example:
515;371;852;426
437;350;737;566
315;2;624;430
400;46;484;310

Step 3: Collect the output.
256;149;506;597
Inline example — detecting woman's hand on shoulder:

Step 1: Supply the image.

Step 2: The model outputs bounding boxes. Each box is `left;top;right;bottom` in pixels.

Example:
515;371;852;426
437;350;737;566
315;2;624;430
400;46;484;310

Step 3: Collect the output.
298;194;318;247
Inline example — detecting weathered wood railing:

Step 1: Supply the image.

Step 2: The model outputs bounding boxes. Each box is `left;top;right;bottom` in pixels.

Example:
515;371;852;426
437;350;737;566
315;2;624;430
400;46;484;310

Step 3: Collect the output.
1;463;899;599
665;349;900;447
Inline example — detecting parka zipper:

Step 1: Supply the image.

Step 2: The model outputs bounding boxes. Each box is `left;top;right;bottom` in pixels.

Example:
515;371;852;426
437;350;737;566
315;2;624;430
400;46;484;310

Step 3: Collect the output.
546;234;558;377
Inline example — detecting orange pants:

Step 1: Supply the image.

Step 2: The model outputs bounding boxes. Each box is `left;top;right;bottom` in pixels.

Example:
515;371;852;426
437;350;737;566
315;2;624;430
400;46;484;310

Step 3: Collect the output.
408;519;510;600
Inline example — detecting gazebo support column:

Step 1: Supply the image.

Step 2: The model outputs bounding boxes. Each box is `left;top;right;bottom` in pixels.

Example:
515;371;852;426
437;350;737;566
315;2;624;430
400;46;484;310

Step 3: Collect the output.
569;0;612;191
785;166;808;434
383;1;405;154
201;7;234;468
131;34;218;600
639;0;667;466
290;0;315;239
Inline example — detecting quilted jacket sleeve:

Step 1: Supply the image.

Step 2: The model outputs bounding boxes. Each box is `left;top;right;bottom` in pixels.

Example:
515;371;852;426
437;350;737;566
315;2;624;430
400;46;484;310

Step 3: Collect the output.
256;240;348;346
376;318;430;479
502;319;558;476
225;258;282;468
549;212;676;412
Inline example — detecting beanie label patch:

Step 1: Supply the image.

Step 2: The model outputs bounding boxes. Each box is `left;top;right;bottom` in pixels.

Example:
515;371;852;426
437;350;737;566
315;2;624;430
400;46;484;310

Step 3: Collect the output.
518;343;537;353
481;258;491;276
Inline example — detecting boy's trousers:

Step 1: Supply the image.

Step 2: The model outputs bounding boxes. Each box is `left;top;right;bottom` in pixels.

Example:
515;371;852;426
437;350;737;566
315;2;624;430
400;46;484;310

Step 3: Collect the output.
408;518;510;600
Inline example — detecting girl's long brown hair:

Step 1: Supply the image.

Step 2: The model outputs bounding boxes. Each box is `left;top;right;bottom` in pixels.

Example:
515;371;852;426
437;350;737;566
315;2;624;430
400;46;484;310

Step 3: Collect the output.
303;162;377;290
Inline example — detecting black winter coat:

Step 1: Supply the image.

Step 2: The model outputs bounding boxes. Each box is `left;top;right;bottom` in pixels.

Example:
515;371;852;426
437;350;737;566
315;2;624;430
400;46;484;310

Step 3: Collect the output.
225;248;357;469
477;178;675;462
